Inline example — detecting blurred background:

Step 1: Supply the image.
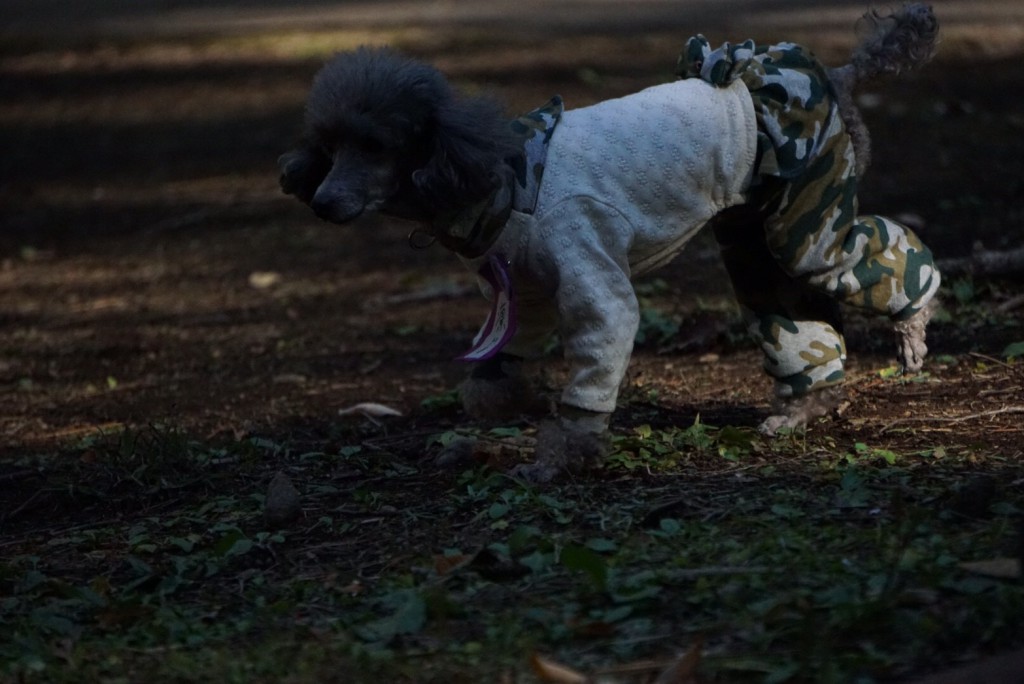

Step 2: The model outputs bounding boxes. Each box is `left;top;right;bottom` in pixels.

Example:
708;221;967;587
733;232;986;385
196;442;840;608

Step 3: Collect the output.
2;0;1023;448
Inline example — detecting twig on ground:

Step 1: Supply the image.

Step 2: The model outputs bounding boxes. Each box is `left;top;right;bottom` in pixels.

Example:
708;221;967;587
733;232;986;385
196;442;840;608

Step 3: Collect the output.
0;468;42;484
996;292;1024;313
881;405;1024;433
968;351;1015;370
978;386;1023;397
936;243;1024;278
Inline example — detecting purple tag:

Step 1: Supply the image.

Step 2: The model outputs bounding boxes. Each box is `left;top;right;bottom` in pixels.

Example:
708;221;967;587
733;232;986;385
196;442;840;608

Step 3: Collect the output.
456;255;517;362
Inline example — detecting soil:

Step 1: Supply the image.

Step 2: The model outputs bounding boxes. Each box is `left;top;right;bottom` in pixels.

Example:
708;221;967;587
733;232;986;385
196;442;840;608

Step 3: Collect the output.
2;2;1023;501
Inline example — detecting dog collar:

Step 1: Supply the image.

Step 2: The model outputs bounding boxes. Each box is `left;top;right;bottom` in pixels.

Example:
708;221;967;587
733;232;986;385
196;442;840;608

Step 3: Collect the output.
432;96;563;259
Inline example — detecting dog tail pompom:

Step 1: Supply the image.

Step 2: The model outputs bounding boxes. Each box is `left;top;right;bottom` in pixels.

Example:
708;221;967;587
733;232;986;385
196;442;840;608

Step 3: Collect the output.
850;3;938;80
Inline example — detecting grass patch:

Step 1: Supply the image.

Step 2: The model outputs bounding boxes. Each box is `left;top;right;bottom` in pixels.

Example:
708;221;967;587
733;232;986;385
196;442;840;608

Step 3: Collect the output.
2;417;1022;683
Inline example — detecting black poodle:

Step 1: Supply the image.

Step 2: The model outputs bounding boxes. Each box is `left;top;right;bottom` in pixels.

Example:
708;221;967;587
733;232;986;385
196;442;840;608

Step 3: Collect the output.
280;5;941;482
278;47;521;225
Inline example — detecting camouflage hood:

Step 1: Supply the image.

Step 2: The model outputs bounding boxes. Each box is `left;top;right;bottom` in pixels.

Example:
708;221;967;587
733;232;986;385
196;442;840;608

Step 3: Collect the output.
431;96;564;258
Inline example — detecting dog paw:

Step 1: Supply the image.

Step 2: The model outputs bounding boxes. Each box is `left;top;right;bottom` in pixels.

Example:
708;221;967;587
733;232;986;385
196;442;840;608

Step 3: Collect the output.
510;458;565;484
460;354;545;419
512;408;611;483
759;386;845;436
758;413;801;436
894;300;935;373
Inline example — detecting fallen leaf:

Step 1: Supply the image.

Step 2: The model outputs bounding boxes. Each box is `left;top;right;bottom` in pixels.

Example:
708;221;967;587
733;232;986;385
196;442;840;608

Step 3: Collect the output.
958;558;1022;580
433;553;472;576
530;653;589;683
272;373;307;385
248;271;282;289
655;638;703;684
337;402;403;418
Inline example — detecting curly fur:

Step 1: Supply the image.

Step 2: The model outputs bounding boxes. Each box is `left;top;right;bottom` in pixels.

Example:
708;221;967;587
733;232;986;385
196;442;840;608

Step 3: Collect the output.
759;386;846;436
895;297;937;373
281;46;521;224
829;4;939;176
511;412;611;483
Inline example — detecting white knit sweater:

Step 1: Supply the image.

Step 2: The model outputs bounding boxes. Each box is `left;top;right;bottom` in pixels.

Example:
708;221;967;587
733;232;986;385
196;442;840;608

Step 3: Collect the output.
464;77;758;413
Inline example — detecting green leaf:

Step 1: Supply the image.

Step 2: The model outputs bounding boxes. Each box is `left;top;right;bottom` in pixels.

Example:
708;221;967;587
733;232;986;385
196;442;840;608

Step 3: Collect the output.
595;604;633;623
952;277;975;304
836;469;870;508
718;425;755;450
213;530;253;557
764;661;801;684
504;527;530;555
519;550;555;573
560;544;608;591
355;590;427;643
585;538;618;553
875;448;899;465
770;503;801;519
1003;341;1024;359
658;518;682;536
30;608;76;636
878;365;901;379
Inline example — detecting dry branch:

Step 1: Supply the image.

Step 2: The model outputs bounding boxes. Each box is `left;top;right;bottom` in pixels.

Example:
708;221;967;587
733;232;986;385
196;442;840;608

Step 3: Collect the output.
937;243;1024;278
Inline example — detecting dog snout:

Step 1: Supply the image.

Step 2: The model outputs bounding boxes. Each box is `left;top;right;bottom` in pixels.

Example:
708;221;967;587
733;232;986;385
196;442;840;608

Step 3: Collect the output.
311;186;365;224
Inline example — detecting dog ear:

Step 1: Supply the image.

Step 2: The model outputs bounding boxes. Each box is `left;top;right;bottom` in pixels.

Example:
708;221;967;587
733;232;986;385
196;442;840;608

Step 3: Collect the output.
412;97;515;212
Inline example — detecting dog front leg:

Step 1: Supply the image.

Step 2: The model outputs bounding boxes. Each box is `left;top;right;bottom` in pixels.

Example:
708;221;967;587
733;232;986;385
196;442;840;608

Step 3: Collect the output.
517;405;612;483
513;266;639;483
278;147;331;205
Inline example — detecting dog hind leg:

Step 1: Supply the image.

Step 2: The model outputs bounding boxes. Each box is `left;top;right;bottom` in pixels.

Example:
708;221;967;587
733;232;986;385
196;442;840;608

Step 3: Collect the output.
712;206;848;434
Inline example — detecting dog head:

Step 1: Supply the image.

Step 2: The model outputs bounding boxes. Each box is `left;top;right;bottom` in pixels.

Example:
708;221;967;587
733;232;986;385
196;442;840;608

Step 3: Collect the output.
282;47;520;225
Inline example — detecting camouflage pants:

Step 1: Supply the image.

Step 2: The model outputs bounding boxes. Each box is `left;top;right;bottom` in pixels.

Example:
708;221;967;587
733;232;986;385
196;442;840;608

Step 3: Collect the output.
681;37;941;397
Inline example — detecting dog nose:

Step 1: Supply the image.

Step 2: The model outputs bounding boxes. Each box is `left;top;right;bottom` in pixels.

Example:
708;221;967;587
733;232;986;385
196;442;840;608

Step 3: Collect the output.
310;196;332;220
310;191;364;223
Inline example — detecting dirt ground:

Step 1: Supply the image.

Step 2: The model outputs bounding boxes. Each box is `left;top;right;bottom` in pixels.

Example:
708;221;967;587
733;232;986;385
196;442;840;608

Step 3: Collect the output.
3;0;1024;537
2;0;1022;459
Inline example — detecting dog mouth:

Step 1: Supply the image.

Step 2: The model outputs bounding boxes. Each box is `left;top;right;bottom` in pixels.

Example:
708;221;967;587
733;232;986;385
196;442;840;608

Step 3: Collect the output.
311;195;367;224
313;205;362;224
